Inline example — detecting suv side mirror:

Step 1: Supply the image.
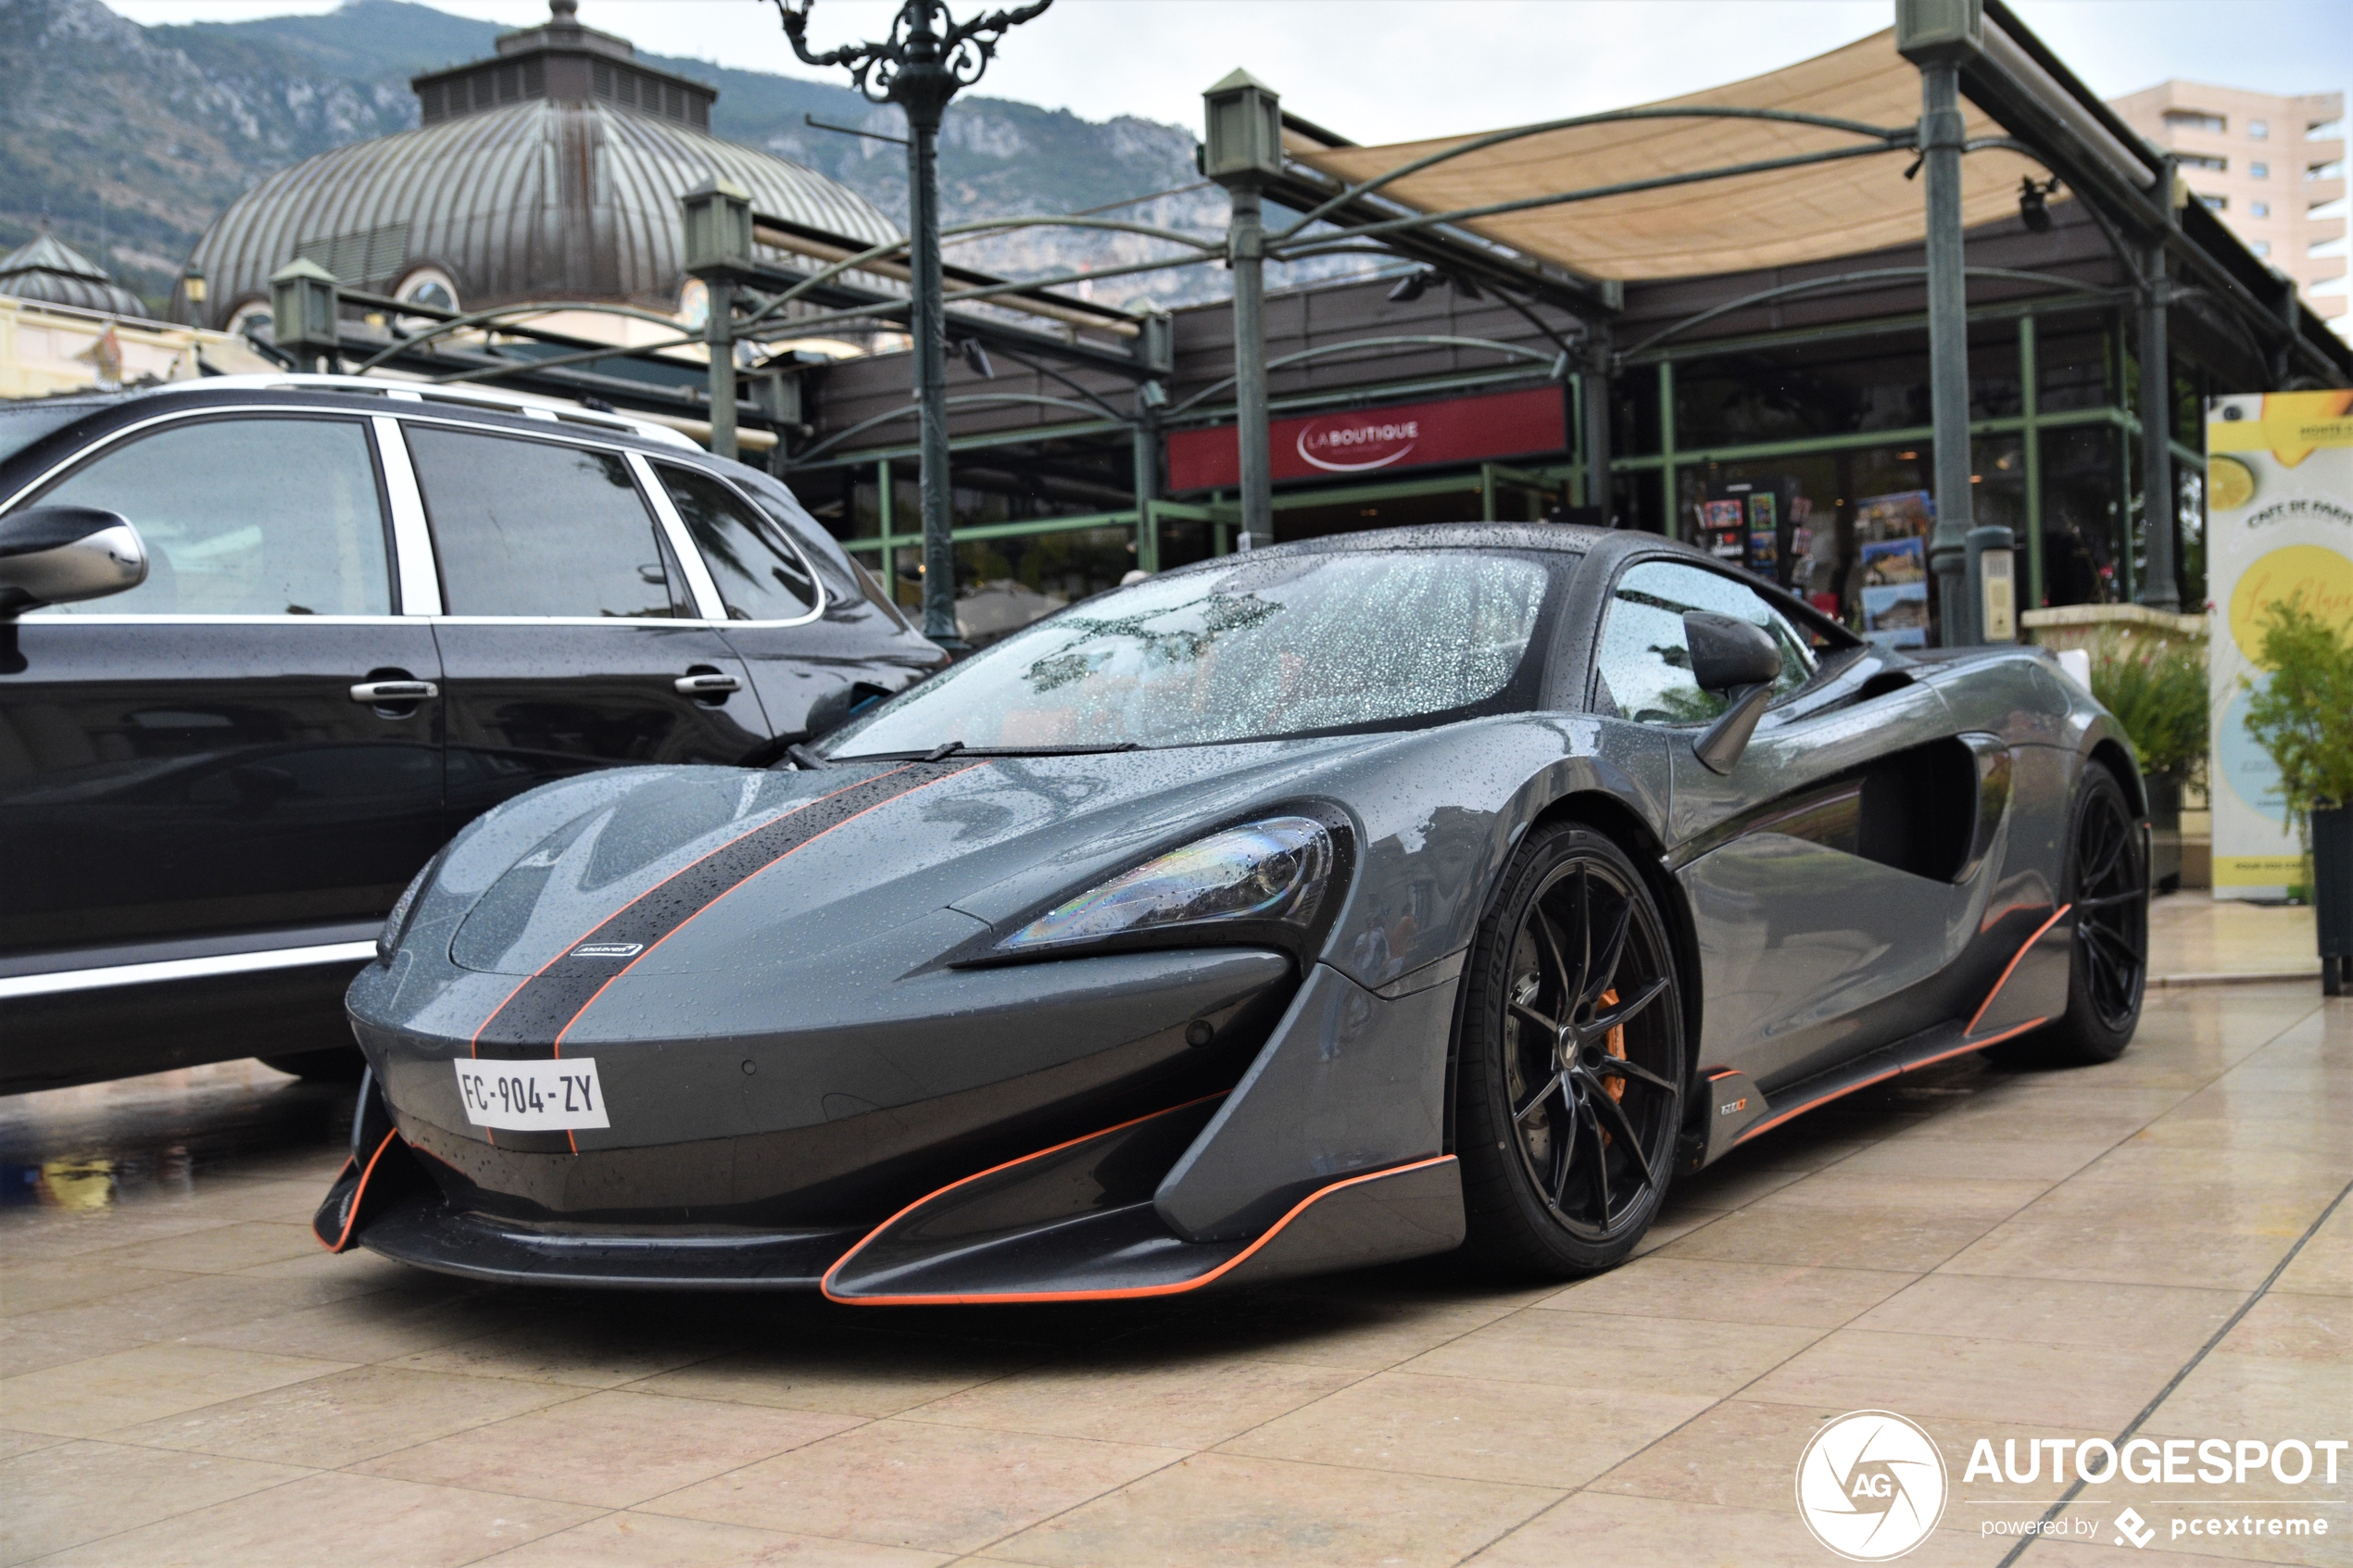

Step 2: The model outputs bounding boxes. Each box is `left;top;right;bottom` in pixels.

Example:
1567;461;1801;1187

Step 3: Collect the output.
0;508;148;617
1682;610;1782;775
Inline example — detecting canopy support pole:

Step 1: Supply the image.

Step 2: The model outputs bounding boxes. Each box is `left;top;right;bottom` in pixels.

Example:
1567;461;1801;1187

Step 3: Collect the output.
1920;58;1979;646
2135;237;2179;611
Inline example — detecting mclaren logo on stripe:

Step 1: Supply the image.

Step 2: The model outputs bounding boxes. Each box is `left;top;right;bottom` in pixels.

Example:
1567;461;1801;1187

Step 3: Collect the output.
571;943;643;960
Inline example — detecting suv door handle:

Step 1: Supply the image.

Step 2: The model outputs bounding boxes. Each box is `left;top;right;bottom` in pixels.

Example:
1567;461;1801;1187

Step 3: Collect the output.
674;673;741;696
350;680;438;703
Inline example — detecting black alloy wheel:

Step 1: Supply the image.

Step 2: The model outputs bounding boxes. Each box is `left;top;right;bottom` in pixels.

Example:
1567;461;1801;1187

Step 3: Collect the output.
1455;823;1685;1276
2006;760;2146;1066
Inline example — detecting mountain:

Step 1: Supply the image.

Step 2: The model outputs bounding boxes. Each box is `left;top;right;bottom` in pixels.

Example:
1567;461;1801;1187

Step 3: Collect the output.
0;0;1276;315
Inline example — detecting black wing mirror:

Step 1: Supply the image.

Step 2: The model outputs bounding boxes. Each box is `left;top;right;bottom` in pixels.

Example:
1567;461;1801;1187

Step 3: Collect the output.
1682;610;1781;775
0;507;148;617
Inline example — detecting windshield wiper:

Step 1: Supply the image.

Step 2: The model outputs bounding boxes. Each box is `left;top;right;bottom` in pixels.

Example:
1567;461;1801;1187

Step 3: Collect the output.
838;740;1147;762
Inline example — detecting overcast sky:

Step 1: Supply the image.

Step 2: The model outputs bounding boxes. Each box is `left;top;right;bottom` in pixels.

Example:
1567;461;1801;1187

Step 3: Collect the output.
105;0;2349;144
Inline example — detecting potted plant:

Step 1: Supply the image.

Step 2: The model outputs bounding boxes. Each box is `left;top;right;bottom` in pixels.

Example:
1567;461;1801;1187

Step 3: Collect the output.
2240;596;2353;995
2090;633;2208;894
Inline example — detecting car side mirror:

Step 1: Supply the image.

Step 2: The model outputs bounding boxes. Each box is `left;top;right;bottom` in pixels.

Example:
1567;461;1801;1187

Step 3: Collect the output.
0;507;148;617
1682;610;1781;775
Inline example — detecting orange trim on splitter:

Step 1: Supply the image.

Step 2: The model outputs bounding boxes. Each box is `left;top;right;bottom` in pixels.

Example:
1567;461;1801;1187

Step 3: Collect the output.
316;1130;402;1252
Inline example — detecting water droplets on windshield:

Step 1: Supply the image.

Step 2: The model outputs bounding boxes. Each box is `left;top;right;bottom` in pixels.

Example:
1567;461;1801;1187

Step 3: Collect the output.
824;550;1555;756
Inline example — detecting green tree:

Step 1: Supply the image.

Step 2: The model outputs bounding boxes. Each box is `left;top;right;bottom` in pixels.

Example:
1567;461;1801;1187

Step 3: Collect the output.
2241;596;2353;838
2090;635;2208;781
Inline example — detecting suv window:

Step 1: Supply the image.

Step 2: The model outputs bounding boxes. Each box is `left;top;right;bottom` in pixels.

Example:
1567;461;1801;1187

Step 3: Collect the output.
405;427;688;619
32;416;390;616
1595;559;1816;724
655;464;819;621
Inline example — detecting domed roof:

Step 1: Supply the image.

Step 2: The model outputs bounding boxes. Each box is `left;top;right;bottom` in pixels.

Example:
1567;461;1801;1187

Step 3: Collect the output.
1;232;151;319
181;5;897;327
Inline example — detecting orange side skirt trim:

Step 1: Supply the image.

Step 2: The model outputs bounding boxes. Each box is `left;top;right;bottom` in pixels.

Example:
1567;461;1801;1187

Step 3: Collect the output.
1966;902;2072;1036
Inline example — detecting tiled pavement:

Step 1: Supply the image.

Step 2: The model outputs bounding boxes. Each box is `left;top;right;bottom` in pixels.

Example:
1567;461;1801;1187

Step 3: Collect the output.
1;907;2344;1566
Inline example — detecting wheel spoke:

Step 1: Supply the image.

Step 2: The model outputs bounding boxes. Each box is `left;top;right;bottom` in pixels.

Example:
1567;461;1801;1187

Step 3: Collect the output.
1593;1051;1679;1094
1508;999;1561;1036
1579;1097;1612;1217
1548;1088;1579;1209
1585;1072;1657;1194
2074;890;2142;910
1582;899;1635;1012
1569;865;1593;1004
1531;907;1574;1013
1514;1069;1565;1124
1589;975;1669;1035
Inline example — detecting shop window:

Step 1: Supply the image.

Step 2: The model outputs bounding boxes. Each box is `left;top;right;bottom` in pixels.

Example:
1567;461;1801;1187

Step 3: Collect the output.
2038;425;2122;608
1610;364;1663;457
2036;317;2115;412
949;526;1137;648
1611;469;1666;535
1671;334;1932;448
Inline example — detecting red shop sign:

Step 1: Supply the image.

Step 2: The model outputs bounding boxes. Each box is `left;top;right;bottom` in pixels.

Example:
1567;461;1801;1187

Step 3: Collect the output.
1165;385;1567;493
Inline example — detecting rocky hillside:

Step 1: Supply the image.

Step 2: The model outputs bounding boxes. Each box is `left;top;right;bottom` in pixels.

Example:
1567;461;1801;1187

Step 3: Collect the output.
0;0;1269;313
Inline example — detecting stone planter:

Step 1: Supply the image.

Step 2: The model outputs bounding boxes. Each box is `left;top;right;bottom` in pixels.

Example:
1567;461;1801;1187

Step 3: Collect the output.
2313;806;2351;997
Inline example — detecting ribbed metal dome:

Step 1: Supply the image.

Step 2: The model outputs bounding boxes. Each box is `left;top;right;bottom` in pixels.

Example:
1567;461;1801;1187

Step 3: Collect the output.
1;232;152;319
182;97;900;326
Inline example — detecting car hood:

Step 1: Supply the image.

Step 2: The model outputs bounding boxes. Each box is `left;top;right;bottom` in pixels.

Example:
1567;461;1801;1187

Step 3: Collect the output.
422;737;1406;981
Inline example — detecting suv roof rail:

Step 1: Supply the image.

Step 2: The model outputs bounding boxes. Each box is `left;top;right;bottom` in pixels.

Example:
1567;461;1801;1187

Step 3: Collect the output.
153;374;702;452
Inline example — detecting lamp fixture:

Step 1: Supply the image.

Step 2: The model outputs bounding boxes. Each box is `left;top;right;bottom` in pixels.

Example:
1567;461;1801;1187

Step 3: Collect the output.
2018;175;2062;233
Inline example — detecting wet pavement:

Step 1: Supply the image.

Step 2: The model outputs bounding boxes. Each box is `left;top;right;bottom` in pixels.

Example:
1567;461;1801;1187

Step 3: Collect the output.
0;901;2345;1567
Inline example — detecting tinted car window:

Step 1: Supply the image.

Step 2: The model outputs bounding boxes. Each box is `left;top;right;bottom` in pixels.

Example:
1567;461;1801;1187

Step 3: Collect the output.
655;464;818;621
33;416;390;616
1595;560;1816;724
824;550;1554;755
406;428;686;619
0;400;112;466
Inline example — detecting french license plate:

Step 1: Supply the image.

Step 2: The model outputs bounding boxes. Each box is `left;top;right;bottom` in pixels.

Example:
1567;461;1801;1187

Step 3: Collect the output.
454;1058;610;1132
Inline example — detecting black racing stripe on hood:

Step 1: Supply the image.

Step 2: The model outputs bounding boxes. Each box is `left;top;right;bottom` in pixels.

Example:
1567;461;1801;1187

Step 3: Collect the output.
470;762;975;1060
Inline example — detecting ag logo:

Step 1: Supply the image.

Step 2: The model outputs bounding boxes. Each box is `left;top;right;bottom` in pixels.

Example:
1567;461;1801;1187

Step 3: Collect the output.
1794;1410;1949;1561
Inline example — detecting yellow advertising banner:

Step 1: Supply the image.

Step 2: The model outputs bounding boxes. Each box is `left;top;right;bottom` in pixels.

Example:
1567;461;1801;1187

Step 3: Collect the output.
2205;392;2353;897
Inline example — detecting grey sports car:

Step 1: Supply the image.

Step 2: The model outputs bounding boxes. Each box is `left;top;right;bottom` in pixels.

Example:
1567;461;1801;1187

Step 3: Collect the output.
317;523;2148;1301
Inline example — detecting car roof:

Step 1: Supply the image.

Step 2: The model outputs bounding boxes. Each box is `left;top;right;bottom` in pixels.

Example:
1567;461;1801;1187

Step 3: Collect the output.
1176;522;1611;567
125;374;703;452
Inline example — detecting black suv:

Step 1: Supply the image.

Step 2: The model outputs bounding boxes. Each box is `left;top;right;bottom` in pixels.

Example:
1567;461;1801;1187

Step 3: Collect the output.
0;376;940;1093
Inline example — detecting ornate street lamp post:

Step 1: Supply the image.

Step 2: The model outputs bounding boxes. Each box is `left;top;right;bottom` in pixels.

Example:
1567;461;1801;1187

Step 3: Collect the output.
774;0;1052;653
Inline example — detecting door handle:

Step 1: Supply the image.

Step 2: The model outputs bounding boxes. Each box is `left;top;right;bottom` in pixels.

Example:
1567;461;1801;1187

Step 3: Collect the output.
350;680;438;703
674;673;741;696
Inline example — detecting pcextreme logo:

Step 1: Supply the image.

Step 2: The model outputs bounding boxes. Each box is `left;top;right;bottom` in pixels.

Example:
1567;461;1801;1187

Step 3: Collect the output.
1795;1411;1950;1561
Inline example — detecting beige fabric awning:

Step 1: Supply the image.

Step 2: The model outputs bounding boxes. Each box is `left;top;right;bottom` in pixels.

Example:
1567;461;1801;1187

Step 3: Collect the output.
1288;30;2054;282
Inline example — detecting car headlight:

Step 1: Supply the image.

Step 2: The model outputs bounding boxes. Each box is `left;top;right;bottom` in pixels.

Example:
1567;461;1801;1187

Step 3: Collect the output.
997;816;1335;955
376;852;443;962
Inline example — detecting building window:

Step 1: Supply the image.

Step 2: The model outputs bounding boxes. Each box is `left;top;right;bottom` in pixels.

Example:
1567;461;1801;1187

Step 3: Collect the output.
2163;110;2225;133
2253;241;2271;257
2249;119;2268;139
2179;153;2227;172
2252;201;2270;217
2198;193;2228;211
2250;161;2269;178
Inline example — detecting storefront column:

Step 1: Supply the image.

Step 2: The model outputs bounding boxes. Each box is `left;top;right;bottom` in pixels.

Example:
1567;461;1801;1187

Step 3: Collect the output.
1581;350;1612;518
1656;360;1677;539
2135;244;2179;610
1132;420;1161;573
2020;315;2045;608
1919;58;1979;645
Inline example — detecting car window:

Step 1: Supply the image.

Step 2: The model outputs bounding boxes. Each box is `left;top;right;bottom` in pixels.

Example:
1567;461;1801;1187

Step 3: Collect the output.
824;549;1555;756
31;416;391;616
1594;559;1817;725
405;428;687;619
654;464;818;621
0;401;112;466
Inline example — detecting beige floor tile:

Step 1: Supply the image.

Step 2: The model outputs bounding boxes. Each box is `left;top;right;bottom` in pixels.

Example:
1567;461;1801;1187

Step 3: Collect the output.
1394;1307;1820;1398
358;1387;859;1507
2010;1539;2313;1568
0;1439;309;1563
1757;1170;2057;1220
6;1269;389;1348
0;1207;240;1267
31;1468;601;1568
1132;1291;1523;1374
1666;1159;1817;1210
1853;1273;2242;1359
1218;1369;1706;1488
635;1331;1043;1418
1814;1135;2123;1184
1460;1488;2003;1568
0;1324;143;1379
2064;1141;2353;1195
388;1311;746;1389
485;1511;954;1566
108;1362;580;1466
0;1256;191;1317
83;1221;323;1274
984;1450;1558;1568
1743;1326;2182;1430
2139;1348;2353;1439
181;1287;507;1363
1530;1256;1915;1328
905;1354;1353;1449
0;1427;60;1461
0;1342;347;1438
2272;1199;2351;1298
647;1417;1185;1554
181;1180;337;1225
2205;1290;2349;1361
1655;1199;2005;1272
1938;1217;2308;1292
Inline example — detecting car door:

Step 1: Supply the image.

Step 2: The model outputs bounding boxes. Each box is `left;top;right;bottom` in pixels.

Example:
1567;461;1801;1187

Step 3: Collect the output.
0;408;446;971
394;420;769;830
1592;557;1969;1089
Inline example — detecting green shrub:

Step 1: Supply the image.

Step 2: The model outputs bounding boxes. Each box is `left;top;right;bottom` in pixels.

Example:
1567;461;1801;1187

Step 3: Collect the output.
2241;596;2353;834
2090;635;2209;781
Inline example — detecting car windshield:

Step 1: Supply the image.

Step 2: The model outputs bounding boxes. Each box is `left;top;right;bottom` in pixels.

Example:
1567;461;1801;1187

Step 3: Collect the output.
0;400;112;468
822;548;1559;757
